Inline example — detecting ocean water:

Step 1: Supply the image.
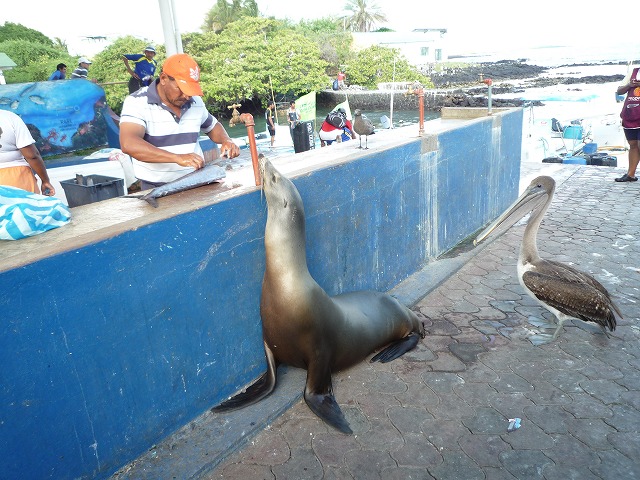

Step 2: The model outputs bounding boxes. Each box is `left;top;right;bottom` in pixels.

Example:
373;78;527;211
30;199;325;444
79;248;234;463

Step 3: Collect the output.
451;41;638;67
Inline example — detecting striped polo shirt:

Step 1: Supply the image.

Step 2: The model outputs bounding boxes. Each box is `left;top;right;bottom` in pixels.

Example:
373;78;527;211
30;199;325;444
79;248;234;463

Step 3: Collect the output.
120;80;217;183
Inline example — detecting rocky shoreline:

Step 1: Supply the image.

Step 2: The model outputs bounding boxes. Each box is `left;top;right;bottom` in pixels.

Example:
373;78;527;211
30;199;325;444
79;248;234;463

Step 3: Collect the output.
319;60;627;112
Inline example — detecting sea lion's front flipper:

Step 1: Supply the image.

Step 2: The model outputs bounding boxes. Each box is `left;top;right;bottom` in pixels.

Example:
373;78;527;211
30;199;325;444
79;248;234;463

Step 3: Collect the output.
212;341;277;412
304;363;352;434
370;332;420;363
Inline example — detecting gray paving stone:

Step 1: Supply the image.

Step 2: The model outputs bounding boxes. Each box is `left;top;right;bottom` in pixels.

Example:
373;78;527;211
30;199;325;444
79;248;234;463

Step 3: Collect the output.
343;449;396;480
604;403;640;433
591;449;640;479
490;373;536;394
421;372;465;394
606;431;640;461
427;450;484;480
580;379;629;405
272;447;323;480
566;418;617;450
523;405;573;434
461;406;510;435
457;434;510;468
380;465;435;480
543;433;602;468
311;433;359;467
387;406;434;435
389;432;442;468
498;450;553;478
561;393;613;419
542;464;601;480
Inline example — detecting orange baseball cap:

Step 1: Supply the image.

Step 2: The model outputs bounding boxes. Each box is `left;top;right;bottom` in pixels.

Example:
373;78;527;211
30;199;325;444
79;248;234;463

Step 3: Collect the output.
162;53;203;97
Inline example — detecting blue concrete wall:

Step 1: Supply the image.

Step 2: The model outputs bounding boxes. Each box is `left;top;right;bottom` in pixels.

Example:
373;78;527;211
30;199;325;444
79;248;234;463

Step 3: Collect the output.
0;109;522;479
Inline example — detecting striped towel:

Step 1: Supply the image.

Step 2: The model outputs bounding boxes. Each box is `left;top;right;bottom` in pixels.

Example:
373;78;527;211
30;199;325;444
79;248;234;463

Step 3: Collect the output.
0;186;71;240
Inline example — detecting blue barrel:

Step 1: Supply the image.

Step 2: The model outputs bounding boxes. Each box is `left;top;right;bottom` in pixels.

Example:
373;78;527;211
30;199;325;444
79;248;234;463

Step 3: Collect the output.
583;142;597;154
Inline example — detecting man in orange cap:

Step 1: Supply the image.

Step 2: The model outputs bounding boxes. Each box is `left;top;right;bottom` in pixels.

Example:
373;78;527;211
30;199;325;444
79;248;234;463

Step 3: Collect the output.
119;53;240;188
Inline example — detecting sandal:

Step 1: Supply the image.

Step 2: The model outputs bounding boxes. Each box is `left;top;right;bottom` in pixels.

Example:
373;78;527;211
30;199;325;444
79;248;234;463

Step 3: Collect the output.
614;174;638;182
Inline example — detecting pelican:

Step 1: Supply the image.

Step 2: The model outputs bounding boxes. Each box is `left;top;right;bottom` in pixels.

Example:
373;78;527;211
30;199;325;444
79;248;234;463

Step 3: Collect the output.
474;176;621;344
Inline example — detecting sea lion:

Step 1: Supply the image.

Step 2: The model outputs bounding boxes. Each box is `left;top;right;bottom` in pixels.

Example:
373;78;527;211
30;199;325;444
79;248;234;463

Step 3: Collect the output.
213;156;425;434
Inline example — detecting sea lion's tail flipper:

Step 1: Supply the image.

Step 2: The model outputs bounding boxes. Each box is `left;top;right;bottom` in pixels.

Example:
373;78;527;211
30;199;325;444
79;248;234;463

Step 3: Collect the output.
211;341;277;412
370;332;421;363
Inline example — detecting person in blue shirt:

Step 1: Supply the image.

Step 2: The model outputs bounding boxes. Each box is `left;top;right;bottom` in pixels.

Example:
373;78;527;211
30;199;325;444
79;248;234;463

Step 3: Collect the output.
123;46;157;93
48;63;67;81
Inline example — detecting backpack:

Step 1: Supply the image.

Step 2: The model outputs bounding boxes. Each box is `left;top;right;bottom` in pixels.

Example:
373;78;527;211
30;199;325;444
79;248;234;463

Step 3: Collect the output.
326;111;346;129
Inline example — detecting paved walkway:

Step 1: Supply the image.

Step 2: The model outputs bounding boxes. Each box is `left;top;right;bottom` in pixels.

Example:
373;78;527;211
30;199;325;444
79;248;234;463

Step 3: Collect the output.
201;163;640;479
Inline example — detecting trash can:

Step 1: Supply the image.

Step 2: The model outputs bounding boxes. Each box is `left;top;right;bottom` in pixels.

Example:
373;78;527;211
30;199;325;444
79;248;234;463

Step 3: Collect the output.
293;121;315;154
60;174;125;207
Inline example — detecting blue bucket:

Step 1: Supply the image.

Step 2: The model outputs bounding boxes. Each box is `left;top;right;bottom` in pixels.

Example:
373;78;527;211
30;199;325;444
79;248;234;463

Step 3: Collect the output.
583;142;597;154
563;156;587;165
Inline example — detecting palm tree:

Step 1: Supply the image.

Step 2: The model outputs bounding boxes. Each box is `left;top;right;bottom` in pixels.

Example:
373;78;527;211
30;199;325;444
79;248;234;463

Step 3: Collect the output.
202;0;260;33
343;0;387;32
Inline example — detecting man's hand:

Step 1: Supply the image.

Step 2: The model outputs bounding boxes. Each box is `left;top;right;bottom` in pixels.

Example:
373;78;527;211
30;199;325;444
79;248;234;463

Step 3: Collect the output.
175;153;205;169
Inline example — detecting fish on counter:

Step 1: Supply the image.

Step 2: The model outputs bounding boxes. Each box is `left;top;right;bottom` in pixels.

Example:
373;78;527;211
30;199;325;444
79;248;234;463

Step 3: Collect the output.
132;163;227;207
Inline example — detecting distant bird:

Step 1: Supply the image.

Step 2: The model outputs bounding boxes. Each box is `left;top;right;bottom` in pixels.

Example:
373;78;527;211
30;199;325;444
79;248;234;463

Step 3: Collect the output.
353;109;375;149
474;176;621;345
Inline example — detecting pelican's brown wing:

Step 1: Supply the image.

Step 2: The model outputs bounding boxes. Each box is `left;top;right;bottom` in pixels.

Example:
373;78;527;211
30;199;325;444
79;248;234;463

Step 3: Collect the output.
522;269;617;331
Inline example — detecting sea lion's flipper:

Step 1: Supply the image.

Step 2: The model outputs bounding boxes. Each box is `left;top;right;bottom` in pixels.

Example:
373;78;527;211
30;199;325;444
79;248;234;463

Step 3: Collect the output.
211;341;277;412
370;332;420;363
304;362;353;434
304;391;353;434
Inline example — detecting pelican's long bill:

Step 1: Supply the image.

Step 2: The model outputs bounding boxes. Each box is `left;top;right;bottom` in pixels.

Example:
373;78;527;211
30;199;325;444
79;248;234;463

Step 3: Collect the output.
473;178;552;246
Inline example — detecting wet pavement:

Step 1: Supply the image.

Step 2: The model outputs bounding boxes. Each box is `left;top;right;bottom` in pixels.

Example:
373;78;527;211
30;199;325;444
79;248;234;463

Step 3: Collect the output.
200;162;640;479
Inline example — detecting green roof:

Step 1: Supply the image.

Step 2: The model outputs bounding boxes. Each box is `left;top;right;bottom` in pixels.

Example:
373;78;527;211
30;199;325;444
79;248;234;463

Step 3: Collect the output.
0;53;17;69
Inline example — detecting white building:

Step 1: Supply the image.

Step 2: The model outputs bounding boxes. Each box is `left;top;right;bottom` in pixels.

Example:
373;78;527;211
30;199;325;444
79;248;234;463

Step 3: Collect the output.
351;29;448;69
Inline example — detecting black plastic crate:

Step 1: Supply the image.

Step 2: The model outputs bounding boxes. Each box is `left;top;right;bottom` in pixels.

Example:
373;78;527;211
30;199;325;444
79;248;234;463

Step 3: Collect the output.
60;174;125;207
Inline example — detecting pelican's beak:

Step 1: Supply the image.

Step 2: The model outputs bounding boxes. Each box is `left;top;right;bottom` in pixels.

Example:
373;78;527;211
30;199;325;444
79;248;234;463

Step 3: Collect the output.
474;182;548;246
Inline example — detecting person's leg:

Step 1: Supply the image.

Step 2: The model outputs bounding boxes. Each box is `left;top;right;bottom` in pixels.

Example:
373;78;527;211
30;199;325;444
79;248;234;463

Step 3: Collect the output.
615;130;640;182
627;139;639;178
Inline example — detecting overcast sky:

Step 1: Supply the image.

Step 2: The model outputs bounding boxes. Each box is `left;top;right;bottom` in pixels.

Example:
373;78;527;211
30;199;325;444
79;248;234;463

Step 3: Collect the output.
2;0;636;57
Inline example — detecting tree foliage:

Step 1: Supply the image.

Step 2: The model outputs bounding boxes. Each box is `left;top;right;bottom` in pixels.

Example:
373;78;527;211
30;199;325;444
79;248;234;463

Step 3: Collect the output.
191;18;329;112
343;0;387;32
0;22;70;83
346;45;433;89
294;18;353;74
0;39;72;83
0;22;55;47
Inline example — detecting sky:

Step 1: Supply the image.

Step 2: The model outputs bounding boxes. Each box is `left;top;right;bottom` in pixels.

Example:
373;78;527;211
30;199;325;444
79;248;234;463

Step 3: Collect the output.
1;0;637;58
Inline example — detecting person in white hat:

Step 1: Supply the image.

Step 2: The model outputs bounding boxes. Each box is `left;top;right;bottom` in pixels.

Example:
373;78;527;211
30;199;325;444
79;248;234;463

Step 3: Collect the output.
71;57;92;79
123;46;157;93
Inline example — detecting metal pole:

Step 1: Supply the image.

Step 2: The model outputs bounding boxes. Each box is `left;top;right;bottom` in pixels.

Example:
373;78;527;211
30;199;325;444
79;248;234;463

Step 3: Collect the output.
240;113;261;186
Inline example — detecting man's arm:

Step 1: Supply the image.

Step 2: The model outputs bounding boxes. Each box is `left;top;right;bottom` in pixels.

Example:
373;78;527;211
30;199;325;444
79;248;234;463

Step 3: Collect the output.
20;144;55;196
123;56;138;79
119;122;205;169
207;122;240;159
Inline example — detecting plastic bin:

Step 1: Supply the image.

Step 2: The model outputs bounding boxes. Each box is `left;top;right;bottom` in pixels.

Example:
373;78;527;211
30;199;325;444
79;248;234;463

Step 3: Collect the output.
583;142;597;154
562;125;583;140
60;174;125;207
293;121;315;154
562;156;587;165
